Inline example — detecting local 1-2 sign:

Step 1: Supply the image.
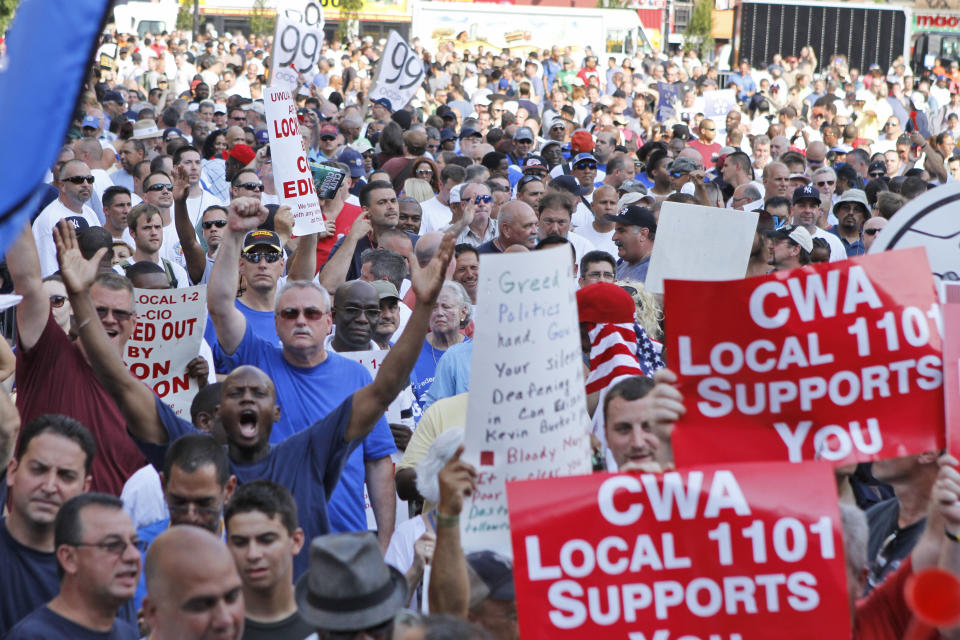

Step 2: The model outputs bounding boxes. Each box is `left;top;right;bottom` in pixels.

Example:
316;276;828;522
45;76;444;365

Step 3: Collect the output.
664;248;944;467
507;462;850;639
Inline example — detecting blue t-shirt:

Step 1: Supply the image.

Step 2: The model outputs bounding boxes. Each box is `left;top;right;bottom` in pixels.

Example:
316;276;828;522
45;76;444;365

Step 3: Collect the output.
134;394;358;579
205;300;279;373
132;518;170;613
0;519;59;637
411;339;471;414
7;606;137;640
423;341;473;411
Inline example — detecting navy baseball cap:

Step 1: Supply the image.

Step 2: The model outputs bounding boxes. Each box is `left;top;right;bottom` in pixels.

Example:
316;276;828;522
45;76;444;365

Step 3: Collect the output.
371;97;393;112
459;127;482;140
549;175;590;196
467;551;514;602
440;128;456;142
337;148;365;178
572;152;597;166
605;205;657;232
792;184;821;204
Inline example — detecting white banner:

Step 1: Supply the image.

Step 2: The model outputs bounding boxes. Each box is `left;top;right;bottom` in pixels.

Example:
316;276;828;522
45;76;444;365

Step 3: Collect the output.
124;285;207;417
269;0;325;90
265;86;326;235
369;30;426;110
645;201;758;295
461;249;592;558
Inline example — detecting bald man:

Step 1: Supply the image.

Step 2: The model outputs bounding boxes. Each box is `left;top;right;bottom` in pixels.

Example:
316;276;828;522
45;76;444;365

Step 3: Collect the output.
762;161;790;199
805;141;827;174
143;526;244;640
477;201;538;253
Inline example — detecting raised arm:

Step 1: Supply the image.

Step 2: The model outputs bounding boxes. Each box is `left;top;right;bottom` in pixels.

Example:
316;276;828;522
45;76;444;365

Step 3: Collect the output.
0;386;20;473
171;165;207;285
317;213;370;294
345;233;455;442
53;220;168;444
428;445;476;617
7;224;51;350
208;197;268;355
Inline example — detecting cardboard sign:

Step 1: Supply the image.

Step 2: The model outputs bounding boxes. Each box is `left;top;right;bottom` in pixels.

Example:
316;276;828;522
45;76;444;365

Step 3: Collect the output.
944;283;960;460
462;248;592;557
645;202;758;295
124;286;207;417
269;0;325;89
264;86;326;235
507;462;850;640
369;30;426;110
664;248;945;467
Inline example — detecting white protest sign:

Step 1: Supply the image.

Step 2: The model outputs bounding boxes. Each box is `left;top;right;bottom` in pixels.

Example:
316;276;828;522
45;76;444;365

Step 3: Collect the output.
369;30;426;110
269;0;325;90
265;86;326;235
462;248;592;558
703;88;737;133
124;285;206;418
645;201;758;295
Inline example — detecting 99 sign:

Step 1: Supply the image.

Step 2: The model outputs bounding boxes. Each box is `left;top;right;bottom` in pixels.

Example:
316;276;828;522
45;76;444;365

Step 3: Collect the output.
385;40;424;90
274;0;324;74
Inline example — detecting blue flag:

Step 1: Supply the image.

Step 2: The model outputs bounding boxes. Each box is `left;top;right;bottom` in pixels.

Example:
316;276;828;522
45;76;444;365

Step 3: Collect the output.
0;0;110;259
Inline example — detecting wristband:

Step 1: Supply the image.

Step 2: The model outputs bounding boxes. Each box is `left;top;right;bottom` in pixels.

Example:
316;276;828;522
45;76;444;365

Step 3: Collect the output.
436;513;459;528
946;527;960;543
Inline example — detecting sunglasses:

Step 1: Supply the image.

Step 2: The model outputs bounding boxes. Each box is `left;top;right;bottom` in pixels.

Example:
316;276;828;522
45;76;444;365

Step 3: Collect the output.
815;180;835;187
277;306;326;320
670;171;687;178
50;295;67;308
146;183;174;192
95;306;134;323
869;172;885;178
864;228;882;236
242;251;282;263
320;135;337;141
237;182;264;192
415;169;434;177
65;175;95;185
202;219;228;230
474;194;493;204
575;162;598;170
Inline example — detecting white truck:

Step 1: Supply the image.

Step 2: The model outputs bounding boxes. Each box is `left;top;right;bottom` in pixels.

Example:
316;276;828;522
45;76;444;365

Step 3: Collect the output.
111;0;179;38
411;0;656;62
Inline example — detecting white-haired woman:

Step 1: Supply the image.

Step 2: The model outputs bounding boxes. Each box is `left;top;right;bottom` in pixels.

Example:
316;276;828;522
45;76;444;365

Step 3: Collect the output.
410;281;472;414
385;426;465;610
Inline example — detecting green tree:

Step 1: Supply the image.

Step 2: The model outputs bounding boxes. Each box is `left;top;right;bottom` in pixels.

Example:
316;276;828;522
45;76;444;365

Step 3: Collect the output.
336;0;363;42
249;0;276;37
176;0;193;32
685;0;714;61
0;0;20;31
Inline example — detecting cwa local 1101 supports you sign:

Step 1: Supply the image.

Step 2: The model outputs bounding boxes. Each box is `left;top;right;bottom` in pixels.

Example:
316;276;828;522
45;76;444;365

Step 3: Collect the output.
507;461;850;640
462;247;592;558
664;247;945;467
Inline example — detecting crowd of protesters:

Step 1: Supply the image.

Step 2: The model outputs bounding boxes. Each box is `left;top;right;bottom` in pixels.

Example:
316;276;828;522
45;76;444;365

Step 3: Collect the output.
2;15;960;640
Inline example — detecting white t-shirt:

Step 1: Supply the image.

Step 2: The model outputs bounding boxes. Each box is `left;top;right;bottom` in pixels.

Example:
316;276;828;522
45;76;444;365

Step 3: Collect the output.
566;231;596;266
33;199;100;277
574;221;618;259
186;190;226;227
419;196;453;233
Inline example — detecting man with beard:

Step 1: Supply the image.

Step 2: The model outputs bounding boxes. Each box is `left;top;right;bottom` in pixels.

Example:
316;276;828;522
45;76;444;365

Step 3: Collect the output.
766;224;812;272
56;200;456;578
33;160;101;277
828;189;869;257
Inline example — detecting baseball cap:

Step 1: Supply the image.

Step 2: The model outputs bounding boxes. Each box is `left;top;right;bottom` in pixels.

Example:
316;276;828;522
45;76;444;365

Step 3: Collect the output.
227;144;257;166
549;175;590;196
832;188;870;215
351;138;374;155
439;128;456;142
255;129;269;145
466;551;514;602
618;179;648;195
459;127;482;140
604;204;657;231
668;157;698;175
81;115;101;129
449;183;466;204
521;155;547;172
868;160;888;176
514;126;535;143
371;280;401;301
571;152;597;167
338;148;365;178
242;229;282;253
792;184;820;204
371;97;393;112
214;102;228;114
319;125;338;139
63;216;90;233
102;90;124;105
570;130;595;153
767;224;813;253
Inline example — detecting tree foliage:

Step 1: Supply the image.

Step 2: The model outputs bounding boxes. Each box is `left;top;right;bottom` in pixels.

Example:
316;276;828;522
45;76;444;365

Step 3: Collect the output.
249;0;276;37
176;0;194;32
0;0;20;32
685;0;714;60
336;0;364;42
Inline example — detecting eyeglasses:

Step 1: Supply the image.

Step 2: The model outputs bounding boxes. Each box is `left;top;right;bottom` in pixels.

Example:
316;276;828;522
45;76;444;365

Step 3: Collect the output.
65;175;95;185
50;295;67;308
815;180;835;187
146;183;174;192
242;251;282;263
202;219;228;230
237;182;264;192
340;306;381;321
96;306;134;323
473;194;493;204
278;306;327;320
864;228;882;236
584;270;616;281
72;537;141;556
415;169;434;177
575;162;598;171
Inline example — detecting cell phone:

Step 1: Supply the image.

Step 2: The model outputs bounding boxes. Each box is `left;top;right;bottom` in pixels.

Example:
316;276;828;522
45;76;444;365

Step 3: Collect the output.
313;164;346;200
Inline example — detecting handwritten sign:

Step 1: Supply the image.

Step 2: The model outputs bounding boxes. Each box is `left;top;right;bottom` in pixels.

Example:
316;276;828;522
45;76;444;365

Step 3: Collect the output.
462;248;592;557
507;461;850;640
664;248;945;467
269;0;324;90
369;30;425;110
645;201;758;295
265;86;326;235
124;285;206;417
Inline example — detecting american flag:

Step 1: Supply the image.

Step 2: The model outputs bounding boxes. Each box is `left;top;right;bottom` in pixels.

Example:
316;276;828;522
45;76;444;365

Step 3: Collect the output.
584;322;665;394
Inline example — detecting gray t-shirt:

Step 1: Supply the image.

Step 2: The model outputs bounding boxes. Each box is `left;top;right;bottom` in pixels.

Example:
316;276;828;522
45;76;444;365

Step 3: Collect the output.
616;256;650;283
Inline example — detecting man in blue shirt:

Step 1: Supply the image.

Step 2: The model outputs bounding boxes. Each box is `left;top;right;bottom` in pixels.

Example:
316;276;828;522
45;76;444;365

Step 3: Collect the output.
54;200;455;579
828;189;870;257
607;204;656;282
727;59;757;103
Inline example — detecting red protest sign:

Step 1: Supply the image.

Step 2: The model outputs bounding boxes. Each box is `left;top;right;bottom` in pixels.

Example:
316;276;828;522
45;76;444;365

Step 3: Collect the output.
944;283;960;460
664;248;944;467
507;462;850;640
